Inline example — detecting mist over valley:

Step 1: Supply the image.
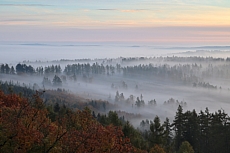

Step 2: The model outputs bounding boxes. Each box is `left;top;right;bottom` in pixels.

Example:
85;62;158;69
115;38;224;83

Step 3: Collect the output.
2;0;230;152
1;51;230;126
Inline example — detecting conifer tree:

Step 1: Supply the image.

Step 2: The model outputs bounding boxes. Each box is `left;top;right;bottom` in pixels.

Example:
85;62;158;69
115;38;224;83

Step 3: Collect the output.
149;116;165;146
172;105;184;150
53;75;62;86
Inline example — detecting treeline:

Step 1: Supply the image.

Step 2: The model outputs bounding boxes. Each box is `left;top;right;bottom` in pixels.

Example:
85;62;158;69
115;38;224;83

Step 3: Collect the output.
21;56;230;64
0;80;35;96
2;88;230;152
0;63;62;76
123;64;200;84
98;94;230;153
1;62;198;84
64;63;121;76
121;56;227;63
193;82;219;89
201;63;230;79
2;59;230;88
114;91;187;108
0;80;115;113
1;60;230;81
105;105;230;153
141;105;230;153
0;64;15;74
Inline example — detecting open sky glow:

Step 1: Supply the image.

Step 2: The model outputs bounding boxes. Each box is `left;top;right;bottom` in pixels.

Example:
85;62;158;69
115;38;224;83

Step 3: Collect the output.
1;0;230;45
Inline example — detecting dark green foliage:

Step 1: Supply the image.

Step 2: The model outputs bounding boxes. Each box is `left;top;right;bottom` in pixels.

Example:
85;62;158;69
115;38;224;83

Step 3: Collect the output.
149;116;165;146
0;63;62;76
172;105;184;150
178;141;194;153
52;75;62;86
64;63;111;76
163;118;173;152
107;111;122;126
16;63;35;74
10;66;15;74
135;96;145;107
171;105;230;153
0;80;35;96
123;121;147;150
0;64;15;74
182;110;199;152
44;65;62;75
54;102;60;112
97;111;122;127
0;64;4;73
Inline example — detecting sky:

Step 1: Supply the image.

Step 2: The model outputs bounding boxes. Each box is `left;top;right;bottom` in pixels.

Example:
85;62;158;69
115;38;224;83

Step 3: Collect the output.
0;0;230;45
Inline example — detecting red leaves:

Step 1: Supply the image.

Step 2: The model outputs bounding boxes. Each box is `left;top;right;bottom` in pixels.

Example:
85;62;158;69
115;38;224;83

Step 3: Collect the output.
60;110;136;153
0;90;139;153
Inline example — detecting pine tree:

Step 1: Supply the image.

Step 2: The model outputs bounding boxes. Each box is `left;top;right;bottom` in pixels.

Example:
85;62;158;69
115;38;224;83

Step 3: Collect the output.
135;97;141;107
115;91;120;102
0;64;4;73
182;110;199;152
149;116;165;147
10;66;15;74
172;105;184;150
53;75;62;86
5;64;10;74
199;108;211;153
163;117;172;151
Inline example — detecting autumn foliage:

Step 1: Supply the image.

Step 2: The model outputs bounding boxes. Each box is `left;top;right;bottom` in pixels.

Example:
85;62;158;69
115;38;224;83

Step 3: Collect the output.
0;90;138;153
149;145;166;153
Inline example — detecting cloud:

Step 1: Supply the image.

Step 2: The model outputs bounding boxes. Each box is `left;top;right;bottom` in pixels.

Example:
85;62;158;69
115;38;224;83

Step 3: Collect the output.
97;9;118;11
0;4;52;7
96;8;148;12
120;9;148;12
0;19;40;22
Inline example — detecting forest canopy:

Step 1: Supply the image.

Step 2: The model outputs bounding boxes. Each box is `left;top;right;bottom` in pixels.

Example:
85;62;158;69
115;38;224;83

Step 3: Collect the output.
0;88;230;153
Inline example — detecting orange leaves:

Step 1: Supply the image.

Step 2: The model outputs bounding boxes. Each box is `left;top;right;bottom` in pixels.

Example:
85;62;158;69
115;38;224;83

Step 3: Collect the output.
0;90;50;152
0;92;25;108
0;90;140;152
61;123;134;153
149;145;166;153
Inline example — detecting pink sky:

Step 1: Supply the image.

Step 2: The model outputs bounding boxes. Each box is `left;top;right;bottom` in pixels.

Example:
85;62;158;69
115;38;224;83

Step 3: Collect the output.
1;25;229;45
1;0;230;45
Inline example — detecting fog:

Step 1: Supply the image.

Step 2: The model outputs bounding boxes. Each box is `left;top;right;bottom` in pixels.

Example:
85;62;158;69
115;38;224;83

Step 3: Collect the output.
1;41;230;64
1;42;230;126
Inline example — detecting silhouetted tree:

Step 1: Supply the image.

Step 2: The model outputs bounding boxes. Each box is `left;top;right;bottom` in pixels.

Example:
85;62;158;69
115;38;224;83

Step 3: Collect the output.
53;75;62;86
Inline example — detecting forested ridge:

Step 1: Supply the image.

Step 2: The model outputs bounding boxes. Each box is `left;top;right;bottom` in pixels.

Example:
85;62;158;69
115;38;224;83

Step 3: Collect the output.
1;84;230;153
2;56;230;90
